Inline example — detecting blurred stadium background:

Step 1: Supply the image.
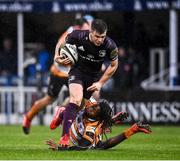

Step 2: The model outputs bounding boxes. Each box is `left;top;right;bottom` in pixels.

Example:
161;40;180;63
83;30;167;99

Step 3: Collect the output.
0;0;180;127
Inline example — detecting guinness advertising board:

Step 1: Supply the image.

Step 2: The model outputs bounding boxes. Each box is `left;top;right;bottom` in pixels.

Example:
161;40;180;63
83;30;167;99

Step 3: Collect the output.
102;90;180;124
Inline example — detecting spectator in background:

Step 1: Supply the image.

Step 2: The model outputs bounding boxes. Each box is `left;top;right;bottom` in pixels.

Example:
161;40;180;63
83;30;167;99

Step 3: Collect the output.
23;43;51;86
134;22;151;53
36;43;51;85
0;37;17;85
152;23;168;47
36;43;51;74
127;47;142;88
133;22;151;79
113;46;133;90
23;50;37;85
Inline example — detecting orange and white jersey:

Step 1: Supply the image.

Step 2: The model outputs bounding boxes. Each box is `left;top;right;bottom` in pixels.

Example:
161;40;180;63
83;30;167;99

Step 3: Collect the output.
69;110;103;148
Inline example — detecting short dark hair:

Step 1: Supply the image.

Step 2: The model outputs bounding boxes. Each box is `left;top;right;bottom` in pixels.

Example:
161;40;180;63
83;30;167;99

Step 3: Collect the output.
91;19;108;34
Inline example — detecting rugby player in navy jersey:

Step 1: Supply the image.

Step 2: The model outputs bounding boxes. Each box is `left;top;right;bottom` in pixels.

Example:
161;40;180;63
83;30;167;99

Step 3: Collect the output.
22;16;93;135
53;19;119;146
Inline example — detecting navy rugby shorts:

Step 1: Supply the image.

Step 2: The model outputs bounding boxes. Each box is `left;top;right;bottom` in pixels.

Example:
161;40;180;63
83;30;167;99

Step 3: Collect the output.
68;68;101;99
47;74;68;98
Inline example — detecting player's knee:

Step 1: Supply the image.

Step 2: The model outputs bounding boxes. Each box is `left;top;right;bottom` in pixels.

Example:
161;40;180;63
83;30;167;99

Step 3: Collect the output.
34;96;53;106
33;100;41;107
62;97;70;106
46;96;54;103
69;98;82;106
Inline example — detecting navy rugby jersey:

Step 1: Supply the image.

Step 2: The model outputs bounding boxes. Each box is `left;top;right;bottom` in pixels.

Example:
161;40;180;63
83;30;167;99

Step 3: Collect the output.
66;30;118;74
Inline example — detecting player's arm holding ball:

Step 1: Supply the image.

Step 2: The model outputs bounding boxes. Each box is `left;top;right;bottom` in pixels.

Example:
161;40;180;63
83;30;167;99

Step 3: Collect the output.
54;43;72;65
54;30;78;66
54;28;73;66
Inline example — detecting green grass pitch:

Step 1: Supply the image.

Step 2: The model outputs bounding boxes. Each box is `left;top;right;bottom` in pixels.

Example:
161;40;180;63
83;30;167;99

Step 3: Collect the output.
0;124;180;160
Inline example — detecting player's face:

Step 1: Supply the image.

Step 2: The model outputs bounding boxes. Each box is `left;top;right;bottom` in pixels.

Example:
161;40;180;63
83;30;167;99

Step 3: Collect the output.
90;30;106;46
85;104;101;118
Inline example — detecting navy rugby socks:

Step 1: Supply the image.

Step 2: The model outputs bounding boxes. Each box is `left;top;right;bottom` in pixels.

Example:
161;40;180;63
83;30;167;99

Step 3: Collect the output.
62;103;79;136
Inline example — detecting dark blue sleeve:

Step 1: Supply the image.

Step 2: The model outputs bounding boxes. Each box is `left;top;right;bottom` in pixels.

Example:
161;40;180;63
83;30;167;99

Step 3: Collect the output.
106;38;118;61
65;30;79;44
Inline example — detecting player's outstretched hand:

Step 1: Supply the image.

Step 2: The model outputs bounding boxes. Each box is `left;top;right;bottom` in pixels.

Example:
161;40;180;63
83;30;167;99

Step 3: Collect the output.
112;112;129;124
46;139;59;151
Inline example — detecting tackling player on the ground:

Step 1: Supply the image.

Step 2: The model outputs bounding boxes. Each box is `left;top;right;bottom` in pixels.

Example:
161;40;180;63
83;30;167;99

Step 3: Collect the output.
47;99;152;150
53;19;119;146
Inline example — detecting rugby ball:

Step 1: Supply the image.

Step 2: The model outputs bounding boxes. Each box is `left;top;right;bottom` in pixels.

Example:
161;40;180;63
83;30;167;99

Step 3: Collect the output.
59;44;78;64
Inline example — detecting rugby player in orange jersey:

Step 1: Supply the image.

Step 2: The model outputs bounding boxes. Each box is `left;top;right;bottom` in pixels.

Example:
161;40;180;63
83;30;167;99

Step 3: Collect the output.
22;15;94;134
47;99;152;150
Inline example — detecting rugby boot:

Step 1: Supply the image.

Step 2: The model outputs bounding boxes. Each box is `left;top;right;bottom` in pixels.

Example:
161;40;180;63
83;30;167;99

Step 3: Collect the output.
124;121;152;138
50;106;65;130
58;134;70;147
131;121;152;134
22;114;31;135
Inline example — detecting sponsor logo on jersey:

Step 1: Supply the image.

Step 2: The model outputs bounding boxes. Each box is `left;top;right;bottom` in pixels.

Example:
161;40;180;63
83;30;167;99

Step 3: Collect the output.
110;49;118;59
99;50;106;57
87;54;94;59
69;75;75;82
80;55;103;62
78;46;85;51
